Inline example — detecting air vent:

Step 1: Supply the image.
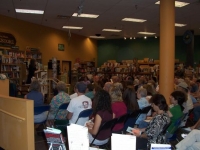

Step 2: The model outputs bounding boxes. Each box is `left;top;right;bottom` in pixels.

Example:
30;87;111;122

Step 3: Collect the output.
57;15;71;19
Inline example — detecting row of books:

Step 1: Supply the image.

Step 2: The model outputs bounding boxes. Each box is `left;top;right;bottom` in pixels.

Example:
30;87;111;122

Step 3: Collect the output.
1;57;24;64
8;51;25;58
26;53;42;59
1;65;20;71
3;72;20;78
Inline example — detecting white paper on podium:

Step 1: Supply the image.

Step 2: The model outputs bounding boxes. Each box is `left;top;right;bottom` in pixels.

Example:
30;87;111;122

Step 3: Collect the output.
150;144;171;150
111;133;136;150
67;124;89;150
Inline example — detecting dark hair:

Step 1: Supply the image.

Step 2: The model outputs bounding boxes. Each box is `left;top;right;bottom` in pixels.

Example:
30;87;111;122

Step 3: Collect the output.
149;94;168;111
87;84;94;91
123;87;139;111
93;90;112;114
171;91;186;111
29;59;36;68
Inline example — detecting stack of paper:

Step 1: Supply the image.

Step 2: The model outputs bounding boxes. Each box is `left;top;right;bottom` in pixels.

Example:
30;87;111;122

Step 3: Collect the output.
67;124;89;150
111;134;136;150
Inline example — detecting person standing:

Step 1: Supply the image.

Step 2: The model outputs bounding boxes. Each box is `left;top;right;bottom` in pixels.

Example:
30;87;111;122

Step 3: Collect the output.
26;59;40;84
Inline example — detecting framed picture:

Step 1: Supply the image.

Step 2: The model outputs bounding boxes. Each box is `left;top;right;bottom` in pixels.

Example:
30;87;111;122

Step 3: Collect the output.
58;44;64;51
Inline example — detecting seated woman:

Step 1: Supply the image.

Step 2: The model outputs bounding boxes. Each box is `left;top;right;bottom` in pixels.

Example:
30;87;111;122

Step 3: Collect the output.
109;83;127;132
24;79;47;123
123;87;139;130
86;90;113;146
48;81;71;120
166;90;186;137
132;94;170;150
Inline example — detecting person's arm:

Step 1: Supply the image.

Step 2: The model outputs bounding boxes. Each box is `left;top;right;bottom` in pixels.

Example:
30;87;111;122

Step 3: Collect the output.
67;112;73;120
87;114;101;135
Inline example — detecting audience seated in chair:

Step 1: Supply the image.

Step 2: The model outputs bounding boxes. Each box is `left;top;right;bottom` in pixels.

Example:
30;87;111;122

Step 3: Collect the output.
131;94;170;150
67;82;92;126
24;79;48;123
85;90;114;146
109;83;127;132
48;81;71;120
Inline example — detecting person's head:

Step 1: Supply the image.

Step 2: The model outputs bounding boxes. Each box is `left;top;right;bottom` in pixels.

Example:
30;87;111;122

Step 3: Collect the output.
176;82;189;93
149;94;168;112
170;91;186;111
93;75;99;83
111;76;119;83
137;88;147;99
56;81;66;92
93;90;112;114
30;59;36;67
29;79;40;92
87;84;94;92
143;84;156;96
109;84;123;102
76;82;87;94
103;82;113;92
93;84;102;95
123;87;139;111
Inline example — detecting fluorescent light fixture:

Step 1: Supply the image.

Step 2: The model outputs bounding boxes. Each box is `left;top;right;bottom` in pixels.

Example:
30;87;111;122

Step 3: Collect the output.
175;23;187;27
155;1;189;7
138;32;156;35
102;29;121;32
62;26;83;29
15;9;44;14
72;13;99;18
122;18;146;23
89;36;105;39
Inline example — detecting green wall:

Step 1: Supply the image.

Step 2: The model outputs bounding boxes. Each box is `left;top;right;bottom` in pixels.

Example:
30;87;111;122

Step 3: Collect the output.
97;36;200;67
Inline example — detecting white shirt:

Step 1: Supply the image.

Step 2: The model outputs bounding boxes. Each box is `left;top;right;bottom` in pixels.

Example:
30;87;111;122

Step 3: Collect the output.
67;95;92;126
70;92;78;99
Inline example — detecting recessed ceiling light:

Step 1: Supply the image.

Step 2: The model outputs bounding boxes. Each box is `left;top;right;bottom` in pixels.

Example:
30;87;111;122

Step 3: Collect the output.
144;36;147;39
155;1;189;8
15;9;44;14
122;18;146;23
130;37;132;40
155;36;157;38
175;23;187;27
102;29;122;32
138;32;156;35
62;26;83;29
72;13;99;18
89;36;105;39
124;37;126;40
134;37;136;39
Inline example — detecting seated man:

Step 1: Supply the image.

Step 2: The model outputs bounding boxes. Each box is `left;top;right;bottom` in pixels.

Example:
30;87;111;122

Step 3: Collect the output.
67;82;92;126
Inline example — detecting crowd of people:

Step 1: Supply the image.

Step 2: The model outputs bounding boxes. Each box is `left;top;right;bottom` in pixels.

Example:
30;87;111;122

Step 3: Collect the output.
24;71;200;149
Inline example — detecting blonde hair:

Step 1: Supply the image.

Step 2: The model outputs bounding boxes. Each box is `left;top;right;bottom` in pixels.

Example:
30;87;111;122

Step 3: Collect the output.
109;84;123;102
56;81;66;92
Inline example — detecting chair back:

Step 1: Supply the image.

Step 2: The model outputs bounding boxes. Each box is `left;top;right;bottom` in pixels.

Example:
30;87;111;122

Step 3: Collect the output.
129;109;141;120
141;106;152;114
34;105;50;115
90;118;118;146
75;108;93;124
112;113;130;132
54;102;69;119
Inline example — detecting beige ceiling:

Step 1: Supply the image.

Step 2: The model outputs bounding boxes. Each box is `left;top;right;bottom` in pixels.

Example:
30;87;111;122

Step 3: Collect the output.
0;0;200;39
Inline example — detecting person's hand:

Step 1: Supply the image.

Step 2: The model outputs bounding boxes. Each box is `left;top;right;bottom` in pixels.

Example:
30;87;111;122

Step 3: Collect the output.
86;118;94;129
132;128;141;137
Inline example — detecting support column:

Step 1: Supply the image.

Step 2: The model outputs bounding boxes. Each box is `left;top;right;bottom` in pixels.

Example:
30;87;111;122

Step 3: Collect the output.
159;0;175;104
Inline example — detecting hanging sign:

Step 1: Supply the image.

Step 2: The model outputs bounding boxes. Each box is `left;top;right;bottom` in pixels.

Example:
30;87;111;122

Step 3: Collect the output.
0;32;16;46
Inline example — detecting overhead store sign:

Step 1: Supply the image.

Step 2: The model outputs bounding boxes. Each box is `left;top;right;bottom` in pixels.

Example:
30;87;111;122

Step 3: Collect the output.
0;32;16;46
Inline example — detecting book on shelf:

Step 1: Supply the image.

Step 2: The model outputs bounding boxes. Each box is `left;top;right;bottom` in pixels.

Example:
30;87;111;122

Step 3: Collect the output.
43;127;66;150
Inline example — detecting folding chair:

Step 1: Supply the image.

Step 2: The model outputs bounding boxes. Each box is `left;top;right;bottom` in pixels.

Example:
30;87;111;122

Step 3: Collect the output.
90;118;118;147
34;105;50;133
123;109;141;131
54;102;70;120
112;113;130;133
75;108;93;124
53;102;70;137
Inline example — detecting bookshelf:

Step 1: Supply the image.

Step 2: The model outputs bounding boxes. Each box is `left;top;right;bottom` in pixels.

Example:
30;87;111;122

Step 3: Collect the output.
0;48;42;84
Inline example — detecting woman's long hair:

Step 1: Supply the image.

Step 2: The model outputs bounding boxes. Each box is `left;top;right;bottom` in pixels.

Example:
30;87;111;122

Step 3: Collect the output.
171;90;186;111
123;87;139;112
93;90;112;115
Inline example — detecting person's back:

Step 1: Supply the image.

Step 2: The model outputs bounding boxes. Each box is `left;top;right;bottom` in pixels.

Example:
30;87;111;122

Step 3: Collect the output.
27;90;43;106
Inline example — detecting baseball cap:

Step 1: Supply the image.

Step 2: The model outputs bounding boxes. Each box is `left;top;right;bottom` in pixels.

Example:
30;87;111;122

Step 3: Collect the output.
76;82;87;93
178;82;188;90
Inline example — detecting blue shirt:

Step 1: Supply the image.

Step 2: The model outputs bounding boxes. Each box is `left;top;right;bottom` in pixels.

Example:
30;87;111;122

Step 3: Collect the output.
27;90;43;106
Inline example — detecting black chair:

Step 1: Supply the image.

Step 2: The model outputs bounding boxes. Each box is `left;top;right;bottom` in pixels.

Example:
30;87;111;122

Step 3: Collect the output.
112;113;130;133
75;108;93;124
123;109;141;131
34;104;50;125
54;102;69;119
90;118;118;147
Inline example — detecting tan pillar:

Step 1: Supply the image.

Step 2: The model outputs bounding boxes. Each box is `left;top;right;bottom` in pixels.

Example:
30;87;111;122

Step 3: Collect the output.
159;0;175;104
